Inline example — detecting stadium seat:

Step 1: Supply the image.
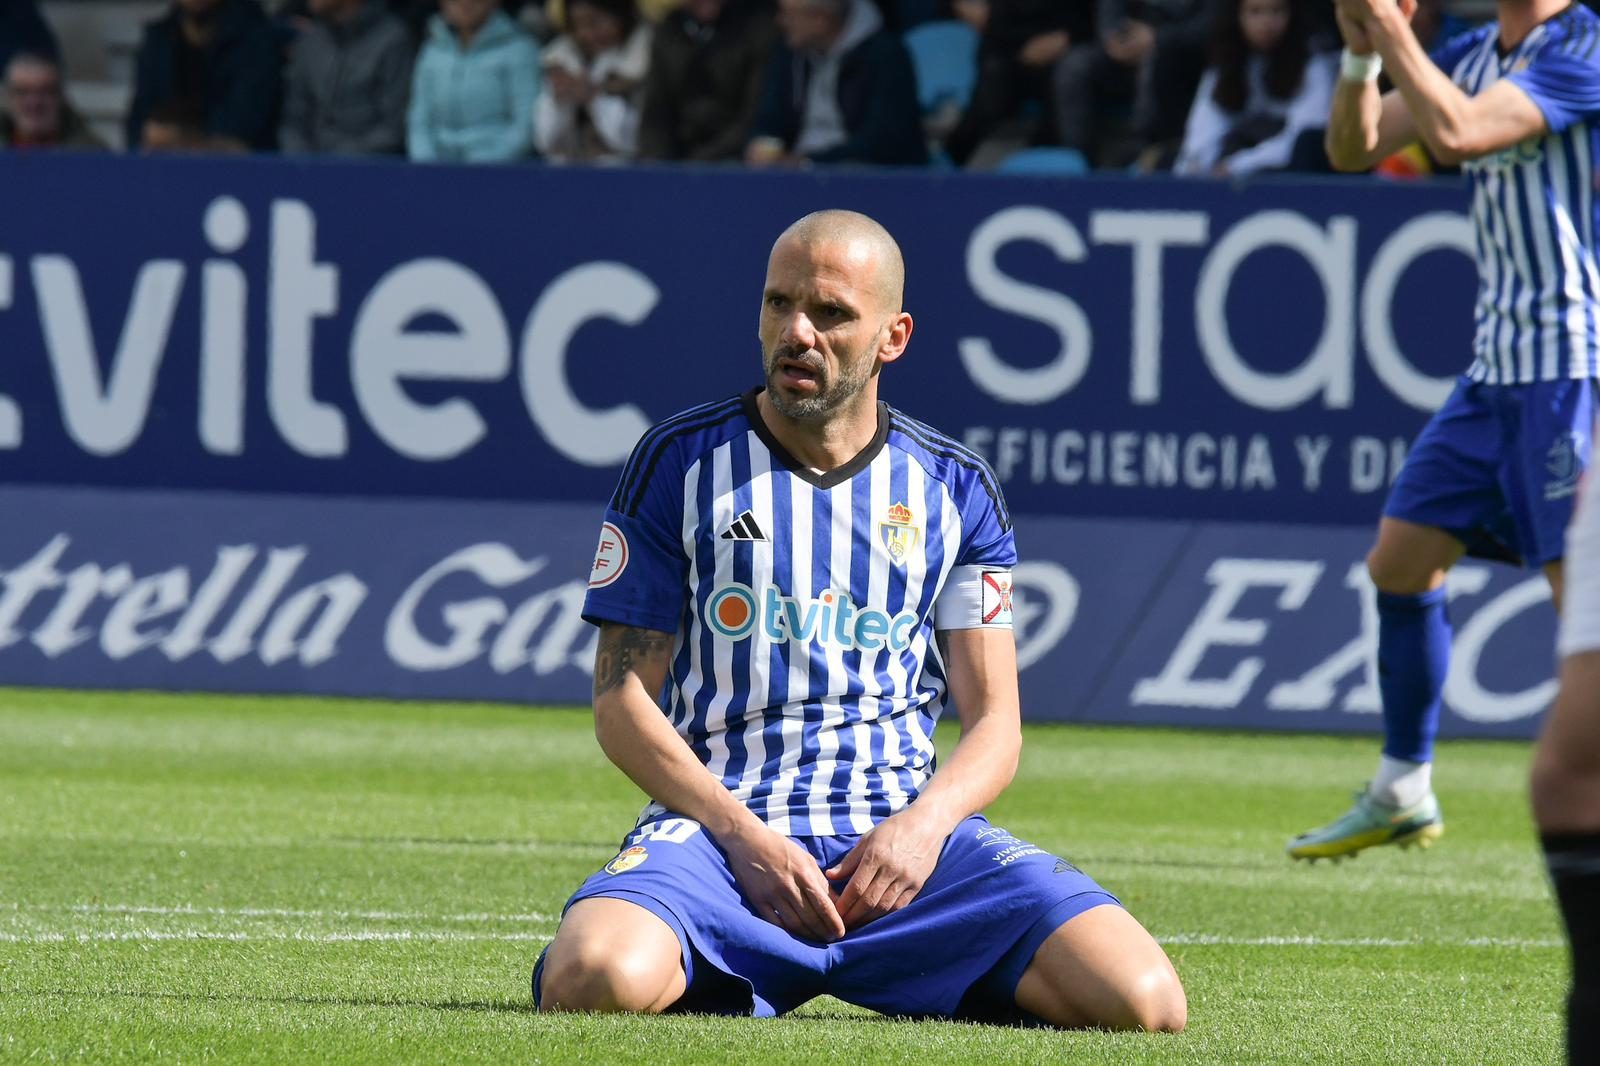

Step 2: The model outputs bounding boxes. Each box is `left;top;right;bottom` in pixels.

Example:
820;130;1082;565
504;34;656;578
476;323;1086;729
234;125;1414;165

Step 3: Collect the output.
904;21;978;116
995;147;1091;176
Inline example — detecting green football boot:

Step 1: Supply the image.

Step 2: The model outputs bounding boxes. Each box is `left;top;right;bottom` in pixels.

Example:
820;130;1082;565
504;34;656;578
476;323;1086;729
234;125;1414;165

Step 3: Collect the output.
1286;788;1443;861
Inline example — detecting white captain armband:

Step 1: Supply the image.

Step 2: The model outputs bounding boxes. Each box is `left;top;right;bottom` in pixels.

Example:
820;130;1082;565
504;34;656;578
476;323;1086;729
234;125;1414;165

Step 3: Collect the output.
933;565;1015;630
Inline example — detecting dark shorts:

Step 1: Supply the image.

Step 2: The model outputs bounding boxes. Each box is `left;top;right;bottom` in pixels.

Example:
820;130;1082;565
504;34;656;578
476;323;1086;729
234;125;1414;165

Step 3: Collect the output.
533;812;1119;1020
1385;376;1598;567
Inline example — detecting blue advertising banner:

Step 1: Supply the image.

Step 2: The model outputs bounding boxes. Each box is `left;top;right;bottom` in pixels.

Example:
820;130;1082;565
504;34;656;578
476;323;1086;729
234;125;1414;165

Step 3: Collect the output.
0;486;1553;738
0;153;1477;526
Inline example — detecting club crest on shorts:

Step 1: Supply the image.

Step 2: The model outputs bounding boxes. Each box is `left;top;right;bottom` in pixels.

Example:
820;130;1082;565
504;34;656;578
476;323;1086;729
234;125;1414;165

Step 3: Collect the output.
604;845;648;875
878;502;920;567
1547;433;1584;501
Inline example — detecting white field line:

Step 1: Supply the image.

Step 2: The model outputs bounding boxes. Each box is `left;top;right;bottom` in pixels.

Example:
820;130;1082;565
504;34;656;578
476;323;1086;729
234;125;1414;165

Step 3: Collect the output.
4;904;558;924
0;930;551;944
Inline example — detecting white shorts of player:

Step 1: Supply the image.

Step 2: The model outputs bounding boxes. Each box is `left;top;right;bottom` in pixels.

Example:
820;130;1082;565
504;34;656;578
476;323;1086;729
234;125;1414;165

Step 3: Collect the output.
1561;463;1600;658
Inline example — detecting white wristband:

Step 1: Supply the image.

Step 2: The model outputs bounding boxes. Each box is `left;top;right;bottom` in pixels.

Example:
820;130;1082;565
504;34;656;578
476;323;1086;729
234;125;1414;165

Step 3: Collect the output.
1340;47;1383;82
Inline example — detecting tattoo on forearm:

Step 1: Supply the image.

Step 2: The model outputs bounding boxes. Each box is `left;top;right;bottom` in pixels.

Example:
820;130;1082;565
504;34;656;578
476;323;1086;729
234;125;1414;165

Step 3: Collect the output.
593;625;673;698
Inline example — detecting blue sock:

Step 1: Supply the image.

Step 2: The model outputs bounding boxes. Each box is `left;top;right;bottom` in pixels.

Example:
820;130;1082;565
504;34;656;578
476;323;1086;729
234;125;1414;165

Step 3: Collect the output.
1376;588;1452;764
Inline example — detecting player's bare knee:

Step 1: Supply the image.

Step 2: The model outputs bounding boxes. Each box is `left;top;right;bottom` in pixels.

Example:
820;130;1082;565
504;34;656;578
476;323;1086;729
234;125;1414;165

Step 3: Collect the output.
1121;964;1187;1034
537;940;672;1013
1365;546;1435;596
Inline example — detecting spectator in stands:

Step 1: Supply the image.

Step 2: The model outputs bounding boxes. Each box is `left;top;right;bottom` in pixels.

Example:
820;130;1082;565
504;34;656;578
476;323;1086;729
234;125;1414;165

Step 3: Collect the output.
408;0;540;161
1172;0;1334;177
0;0;59;75
533;0;651;161
941;0;1088;166
281;0;413;154
1;53;106;150
745;0;926;167
126;0;283;151
1053;0;1212;168
637;0;775;162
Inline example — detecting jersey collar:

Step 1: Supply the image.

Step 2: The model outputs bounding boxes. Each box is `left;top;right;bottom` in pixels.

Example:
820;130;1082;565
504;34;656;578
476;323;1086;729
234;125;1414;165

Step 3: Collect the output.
742;387;890;489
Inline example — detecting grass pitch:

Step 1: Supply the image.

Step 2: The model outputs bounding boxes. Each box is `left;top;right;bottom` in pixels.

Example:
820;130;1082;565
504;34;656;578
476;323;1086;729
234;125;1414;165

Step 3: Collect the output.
0;688;1563;1063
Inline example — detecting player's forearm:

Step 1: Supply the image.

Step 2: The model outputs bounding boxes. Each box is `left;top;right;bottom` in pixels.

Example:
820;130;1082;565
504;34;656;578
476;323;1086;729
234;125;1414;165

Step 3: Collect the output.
908;713;1021;834
1369;11;1474;163
1325;77;1384;171
593;689;764;840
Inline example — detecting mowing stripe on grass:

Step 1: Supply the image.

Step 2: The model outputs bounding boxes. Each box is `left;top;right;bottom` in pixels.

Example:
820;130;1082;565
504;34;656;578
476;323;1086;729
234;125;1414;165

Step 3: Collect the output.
0;925;1565;949
1157;933;1563;948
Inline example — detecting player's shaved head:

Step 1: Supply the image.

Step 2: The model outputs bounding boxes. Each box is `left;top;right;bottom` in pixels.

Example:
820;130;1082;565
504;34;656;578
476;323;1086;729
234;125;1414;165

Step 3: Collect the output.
772;210;906;314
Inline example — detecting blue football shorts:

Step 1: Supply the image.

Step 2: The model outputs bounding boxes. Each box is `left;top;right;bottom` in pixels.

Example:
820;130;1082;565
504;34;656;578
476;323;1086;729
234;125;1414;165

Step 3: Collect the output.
1385;375;1599;567
532;812;1119;1021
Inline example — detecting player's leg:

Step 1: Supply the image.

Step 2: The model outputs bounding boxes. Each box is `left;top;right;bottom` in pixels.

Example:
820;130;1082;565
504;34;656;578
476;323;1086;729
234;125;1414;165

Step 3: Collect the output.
535;898;686;1013
1534;652;1600;1065
826;817;1182;1030
1363;516;1465;805
1532;444;1600;1062
534;815;832;1017
1285;517;1461;860
1287;378;1506;860
1013;904;1186;1032
1532;651;1600;830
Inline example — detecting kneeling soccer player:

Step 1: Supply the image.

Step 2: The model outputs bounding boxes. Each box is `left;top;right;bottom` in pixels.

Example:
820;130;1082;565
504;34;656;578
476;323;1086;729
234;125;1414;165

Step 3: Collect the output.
532;210;1186;1030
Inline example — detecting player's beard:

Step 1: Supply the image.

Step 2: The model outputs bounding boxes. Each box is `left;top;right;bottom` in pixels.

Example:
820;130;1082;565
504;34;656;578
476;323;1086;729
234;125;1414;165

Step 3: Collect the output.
763;344;873;423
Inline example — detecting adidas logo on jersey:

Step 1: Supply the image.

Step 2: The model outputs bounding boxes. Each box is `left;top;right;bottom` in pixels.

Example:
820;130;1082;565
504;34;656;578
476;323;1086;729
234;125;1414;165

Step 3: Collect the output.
719;511;768;542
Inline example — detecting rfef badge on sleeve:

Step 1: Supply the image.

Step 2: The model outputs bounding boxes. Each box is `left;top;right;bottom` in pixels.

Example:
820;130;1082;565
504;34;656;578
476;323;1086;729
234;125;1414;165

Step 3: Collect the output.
981;570;1013;626
589;522;628;588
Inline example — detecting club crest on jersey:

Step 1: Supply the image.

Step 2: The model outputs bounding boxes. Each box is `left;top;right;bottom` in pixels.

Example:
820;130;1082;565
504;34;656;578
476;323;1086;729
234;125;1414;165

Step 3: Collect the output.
604;846;648;875
878;501;921;567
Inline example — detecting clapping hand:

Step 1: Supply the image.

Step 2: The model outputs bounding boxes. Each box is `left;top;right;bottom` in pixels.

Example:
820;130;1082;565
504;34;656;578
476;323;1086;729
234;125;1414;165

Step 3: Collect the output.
1336;0;1417;51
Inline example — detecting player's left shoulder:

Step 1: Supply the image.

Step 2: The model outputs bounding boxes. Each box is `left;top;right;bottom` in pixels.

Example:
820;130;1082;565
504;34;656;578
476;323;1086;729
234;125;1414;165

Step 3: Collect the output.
885;406;1011;528
1533;3;1600;62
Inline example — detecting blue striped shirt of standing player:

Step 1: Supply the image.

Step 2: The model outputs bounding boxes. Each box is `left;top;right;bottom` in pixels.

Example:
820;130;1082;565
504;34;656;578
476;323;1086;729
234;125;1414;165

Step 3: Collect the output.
581;389;1017;838
1432;4;1600;384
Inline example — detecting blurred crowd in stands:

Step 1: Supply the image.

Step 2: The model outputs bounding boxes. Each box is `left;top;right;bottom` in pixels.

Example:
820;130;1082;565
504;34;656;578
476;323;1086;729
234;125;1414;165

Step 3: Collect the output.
0;0;1520;175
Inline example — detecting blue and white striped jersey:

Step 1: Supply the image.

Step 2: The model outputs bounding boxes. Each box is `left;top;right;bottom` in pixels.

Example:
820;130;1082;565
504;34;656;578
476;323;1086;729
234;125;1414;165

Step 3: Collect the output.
1435;5;1600;384
583;389;1017;837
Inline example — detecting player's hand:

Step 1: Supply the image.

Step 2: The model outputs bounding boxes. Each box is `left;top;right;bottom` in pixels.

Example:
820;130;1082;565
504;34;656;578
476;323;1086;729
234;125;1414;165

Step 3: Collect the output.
1334;3;1375;55
723;822;846;943
824;809;947;930
1337;0;1410;38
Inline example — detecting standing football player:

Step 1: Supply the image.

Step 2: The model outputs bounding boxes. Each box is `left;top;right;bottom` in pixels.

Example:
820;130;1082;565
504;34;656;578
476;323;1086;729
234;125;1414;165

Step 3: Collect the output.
1533;434;1600;1061
532;210;1186;1030
1288;0;1600;861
